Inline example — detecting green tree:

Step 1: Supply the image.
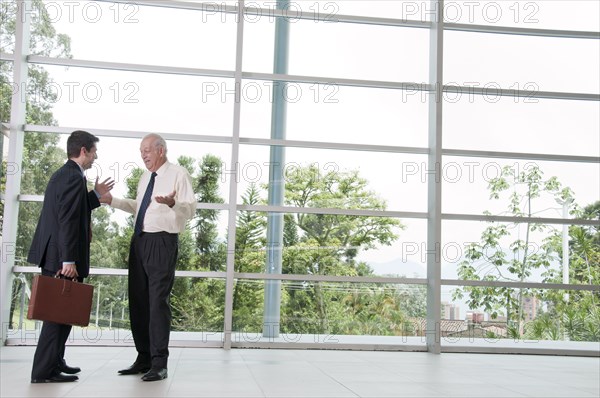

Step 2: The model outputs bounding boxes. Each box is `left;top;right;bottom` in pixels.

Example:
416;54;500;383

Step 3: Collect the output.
194;154;226;271
453;164;577;336
231;183;266;329
280;164;404;333
171;155;226;331
285;165;401;261
533;200;600;341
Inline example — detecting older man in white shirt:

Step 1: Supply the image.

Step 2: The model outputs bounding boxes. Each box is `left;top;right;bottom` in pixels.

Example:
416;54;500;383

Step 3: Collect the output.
101;133;196;381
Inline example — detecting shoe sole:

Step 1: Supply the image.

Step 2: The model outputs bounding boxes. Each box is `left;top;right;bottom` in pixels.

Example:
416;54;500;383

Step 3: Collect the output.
118;369;150;375
59;369;81;375
31;378;78;383
142;375;168;382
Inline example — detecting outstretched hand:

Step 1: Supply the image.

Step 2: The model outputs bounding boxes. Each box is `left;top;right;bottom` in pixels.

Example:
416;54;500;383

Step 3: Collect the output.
95;177;115;196
155;191;176;208
99;191;113;205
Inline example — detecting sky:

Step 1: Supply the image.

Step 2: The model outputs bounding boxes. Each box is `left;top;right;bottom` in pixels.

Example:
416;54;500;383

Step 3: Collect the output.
4;0;599;313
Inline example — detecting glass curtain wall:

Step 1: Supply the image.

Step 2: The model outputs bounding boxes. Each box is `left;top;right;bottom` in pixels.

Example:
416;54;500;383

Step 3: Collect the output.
0;0;598;353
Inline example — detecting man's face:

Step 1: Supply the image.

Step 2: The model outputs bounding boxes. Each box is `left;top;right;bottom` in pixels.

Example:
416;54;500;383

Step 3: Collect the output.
82;145;97;170
140;137;165;172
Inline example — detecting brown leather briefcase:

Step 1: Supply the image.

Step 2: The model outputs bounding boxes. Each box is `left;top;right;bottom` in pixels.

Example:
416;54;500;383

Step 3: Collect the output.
27;274;95;327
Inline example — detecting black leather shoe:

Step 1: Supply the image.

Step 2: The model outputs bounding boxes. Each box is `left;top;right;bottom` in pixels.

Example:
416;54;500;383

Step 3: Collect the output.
118;362;151;375
58;363;81;374
31;374;78;383
141;367;168;382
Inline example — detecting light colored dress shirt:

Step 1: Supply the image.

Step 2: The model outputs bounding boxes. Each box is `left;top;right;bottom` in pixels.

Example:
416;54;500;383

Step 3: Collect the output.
111;161;196;234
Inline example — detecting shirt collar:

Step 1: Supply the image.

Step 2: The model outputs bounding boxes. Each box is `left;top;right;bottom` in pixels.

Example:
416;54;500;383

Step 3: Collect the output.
154;160;170;176
69;159;85;177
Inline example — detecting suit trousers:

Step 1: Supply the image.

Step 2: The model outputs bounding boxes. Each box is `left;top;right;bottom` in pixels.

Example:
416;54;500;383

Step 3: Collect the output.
128;232;178;369
31;269;82;380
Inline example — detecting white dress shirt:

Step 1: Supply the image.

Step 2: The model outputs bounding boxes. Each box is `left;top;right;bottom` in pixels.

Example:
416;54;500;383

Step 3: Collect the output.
112;161;196;234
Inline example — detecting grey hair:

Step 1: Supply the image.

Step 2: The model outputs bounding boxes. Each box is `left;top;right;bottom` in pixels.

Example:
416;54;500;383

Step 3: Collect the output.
144;133;168;154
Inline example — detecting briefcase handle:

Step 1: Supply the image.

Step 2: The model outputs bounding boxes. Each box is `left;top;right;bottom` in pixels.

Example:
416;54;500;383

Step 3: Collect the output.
53;272;79;297
53;271;78;282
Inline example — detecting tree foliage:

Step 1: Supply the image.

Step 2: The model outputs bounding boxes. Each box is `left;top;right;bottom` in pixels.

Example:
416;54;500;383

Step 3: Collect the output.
454;164;599;341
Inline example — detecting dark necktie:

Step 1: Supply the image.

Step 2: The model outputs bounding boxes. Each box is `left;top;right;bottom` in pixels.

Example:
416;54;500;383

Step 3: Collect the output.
134;172;157;235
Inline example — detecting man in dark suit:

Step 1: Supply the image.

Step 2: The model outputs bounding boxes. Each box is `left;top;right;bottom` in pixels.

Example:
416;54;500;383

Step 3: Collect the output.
28;130;114;383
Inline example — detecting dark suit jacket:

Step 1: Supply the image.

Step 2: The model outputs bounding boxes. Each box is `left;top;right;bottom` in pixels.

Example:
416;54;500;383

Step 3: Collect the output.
27;159;100;278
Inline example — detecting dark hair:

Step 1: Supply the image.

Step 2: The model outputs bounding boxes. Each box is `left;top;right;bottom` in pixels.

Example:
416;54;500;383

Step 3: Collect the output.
67;130;99;158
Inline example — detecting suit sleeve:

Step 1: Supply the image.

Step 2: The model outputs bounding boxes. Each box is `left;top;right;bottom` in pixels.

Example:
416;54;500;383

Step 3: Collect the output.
57;175;87;263
88;190;101;210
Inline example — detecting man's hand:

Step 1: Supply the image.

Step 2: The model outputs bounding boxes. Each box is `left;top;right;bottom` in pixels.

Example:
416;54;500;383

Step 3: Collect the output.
60;263;79;279
155;191;176;208
95;177;115;196
100;191;113;205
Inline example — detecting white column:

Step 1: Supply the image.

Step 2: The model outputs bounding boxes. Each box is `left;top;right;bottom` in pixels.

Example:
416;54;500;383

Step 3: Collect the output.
1;0;30;343
426;0;444;355
223;0;245;350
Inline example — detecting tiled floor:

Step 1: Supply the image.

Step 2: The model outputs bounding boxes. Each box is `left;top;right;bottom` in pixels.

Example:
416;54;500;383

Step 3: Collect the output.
1;345;599;397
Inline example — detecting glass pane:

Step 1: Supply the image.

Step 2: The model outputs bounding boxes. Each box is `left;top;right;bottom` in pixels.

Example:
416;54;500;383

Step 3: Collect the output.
6;273;132;343
19;132;67;195
441;157;599;217
445;31;600;94
86;275;130;331
443;219;600;286
442;285;600;344
233;280;427;342
30;65;235;135
0;2;16;53
21;133;232;201
90;136;232;207
241;80;428;147
17;201;43;265
91;207;229;272
309;0;433;21
287;19;429;82
1;60;13;124
19;203;229;272
361;219;428;278
8;274;226;340
443;97;600;157
242;7;275;73
19;132;231;271
1;119;8;200
7;273;36;336
443;0;600;31
170;277;225;333
244;10;429;75
88;176;228;271
234;211;424;278
41;0;236;70
237;145;428;212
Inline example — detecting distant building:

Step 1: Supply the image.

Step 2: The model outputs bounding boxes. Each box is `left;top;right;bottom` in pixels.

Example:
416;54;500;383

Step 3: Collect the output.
522;296;540;322
466;311;485;323
441;301;460;320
